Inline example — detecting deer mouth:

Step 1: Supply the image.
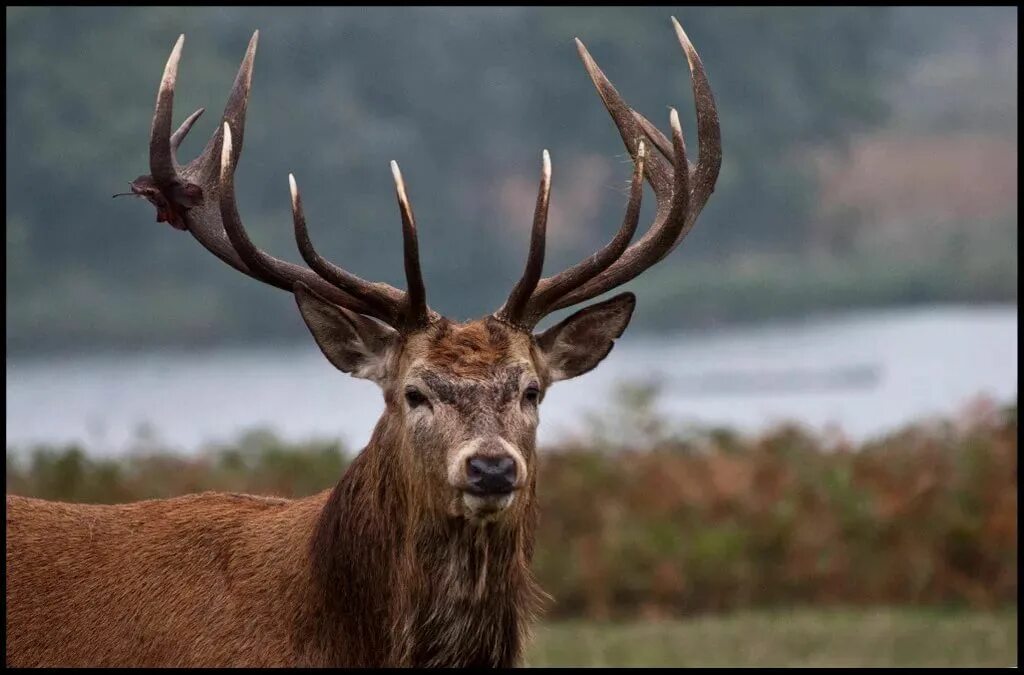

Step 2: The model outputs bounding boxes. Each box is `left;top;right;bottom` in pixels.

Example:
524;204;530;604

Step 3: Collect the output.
459;490;516;521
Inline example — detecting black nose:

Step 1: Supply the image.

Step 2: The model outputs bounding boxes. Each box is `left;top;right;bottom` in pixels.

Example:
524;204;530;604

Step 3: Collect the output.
466;455;517;495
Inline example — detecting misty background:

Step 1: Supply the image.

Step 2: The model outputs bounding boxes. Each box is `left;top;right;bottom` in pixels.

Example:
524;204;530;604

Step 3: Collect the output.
7;7;1016;353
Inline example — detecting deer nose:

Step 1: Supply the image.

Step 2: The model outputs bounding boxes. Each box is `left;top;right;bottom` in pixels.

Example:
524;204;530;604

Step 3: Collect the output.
465;455;517;495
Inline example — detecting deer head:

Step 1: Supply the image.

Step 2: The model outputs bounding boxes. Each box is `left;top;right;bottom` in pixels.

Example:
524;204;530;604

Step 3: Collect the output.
122;18;720;524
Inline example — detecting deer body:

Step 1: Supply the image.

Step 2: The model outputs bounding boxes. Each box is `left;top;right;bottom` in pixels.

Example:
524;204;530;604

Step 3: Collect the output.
8;369;540;666
6;16;720;667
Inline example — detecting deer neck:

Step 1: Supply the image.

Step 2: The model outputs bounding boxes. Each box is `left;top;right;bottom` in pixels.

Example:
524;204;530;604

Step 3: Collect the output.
403;502;542;667
307;414;541;667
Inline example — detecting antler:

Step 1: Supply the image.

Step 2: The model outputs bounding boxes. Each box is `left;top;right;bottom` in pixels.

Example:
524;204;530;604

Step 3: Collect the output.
495;16;721;329
125;31;436;332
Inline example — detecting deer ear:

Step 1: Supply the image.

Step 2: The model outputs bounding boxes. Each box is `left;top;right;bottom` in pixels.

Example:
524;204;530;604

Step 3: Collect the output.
294;282;399;385
535;292;635;383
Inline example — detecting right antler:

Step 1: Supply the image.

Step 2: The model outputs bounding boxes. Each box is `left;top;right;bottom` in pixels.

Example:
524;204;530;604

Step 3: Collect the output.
495;17;722;329
124;32;435;333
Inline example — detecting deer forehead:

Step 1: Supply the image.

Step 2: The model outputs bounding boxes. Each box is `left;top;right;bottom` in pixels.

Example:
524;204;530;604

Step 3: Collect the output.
400;319;539;382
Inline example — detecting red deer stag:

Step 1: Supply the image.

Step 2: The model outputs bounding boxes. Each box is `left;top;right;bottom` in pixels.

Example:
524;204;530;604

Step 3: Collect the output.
6;17;720;667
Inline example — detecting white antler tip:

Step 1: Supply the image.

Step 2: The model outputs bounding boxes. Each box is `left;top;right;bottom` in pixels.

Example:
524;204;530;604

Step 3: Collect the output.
288;173;298;201
540;149;552;190
670;16;685;38
390;161;409;200
220;123;233;172
161;35;185;86
671;16;698;65
669;107;682;132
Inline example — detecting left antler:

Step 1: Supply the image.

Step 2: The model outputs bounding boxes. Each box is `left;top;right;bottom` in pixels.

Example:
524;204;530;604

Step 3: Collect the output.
495;16;722;329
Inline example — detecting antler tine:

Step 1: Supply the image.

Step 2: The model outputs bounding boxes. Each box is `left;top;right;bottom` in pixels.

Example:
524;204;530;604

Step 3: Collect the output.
672;16;722;221
150;34;184;182
624;20;721;256
519;140;646;325
496;150;552;326
184;30;259;185
573;38;675;198
217;122;286;286
289;174;405;324
170;107;205;156
391;162;431;330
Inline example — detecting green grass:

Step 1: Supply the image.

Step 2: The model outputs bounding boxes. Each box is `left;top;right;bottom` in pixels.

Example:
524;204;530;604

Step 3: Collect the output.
526;608;1018;667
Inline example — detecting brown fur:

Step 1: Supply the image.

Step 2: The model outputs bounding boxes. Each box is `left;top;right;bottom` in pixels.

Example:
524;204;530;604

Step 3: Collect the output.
5;320;547;667
422;319;520;380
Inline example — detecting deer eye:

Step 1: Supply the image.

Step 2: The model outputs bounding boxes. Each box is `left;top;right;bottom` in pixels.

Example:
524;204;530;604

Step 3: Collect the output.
405;387;429;409
523;384;541;406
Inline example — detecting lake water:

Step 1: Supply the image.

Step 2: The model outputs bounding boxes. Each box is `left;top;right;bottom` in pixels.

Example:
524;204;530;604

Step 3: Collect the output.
5;305;1017;455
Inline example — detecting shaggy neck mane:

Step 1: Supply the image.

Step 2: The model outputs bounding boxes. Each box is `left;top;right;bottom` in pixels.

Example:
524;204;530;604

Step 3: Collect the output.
304;415;543;667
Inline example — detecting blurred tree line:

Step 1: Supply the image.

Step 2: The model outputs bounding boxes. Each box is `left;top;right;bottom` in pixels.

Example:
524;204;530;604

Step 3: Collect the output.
5;7;1015;353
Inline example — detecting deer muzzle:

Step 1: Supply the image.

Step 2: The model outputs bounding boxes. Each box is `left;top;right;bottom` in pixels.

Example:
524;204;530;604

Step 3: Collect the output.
448;437;526;517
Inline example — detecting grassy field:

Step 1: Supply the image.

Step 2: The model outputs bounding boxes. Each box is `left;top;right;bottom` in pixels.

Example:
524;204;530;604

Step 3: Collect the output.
526;608;1017;667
